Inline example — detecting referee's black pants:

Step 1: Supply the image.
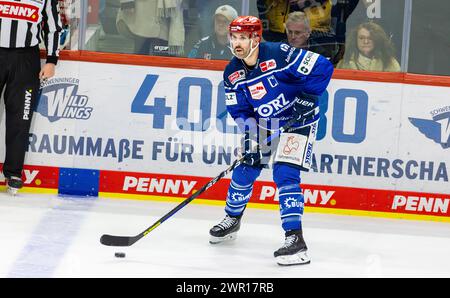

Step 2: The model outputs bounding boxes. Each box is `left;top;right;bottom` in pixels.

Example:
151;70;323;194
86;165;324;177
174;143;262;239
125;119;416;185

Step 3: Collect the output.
0;46;40;179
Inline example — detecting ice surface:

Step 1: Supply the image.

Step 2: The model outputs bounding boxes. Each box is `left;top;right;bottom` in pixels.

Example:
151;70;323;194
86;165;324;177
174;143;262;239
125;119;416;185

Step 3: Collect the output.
1;192;449;278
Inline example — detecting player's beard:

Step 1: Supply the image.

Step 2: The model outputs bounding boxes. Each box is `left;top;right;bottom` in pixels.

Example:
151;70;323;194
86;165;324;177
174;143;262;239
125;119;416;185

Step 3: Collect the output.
229;39;258;60
233;46;248;59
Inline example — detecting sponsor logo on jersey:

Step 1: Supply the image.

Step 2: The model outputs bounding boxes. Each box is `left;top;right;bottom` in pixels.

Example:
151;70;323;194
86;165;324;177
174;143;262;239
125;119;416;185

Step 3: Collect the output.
256;93;288;117
280;43;290;52
0;1;39;23
409;106;450;149
248;82;267;100
285;47;296;63
259;59;277;72
36;78;93;122
230;192;252;202
283;197;304;209
225;92;238;106
297;51;319;75
282;136;300;155
228;70;245;84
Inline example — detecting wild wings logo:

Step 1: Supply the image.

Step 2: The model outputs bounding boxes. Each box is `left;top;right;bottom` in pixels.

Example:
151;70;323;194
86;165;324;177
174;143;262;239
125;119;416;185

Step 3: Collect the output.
409;106;450;149
36;78;93;122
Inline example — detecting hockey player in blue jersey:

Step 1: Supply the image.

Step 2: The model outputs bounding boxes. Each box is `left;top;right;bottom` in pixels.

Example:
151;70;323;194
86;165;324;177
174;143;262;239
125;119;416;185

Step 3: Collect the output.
209;16;334;266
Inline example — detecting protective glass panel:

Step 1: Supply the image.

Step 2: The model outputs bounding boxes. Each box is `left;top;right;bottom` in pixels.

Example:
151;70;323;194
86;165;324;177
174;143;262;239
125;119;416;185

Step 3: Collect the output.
249;0;405;71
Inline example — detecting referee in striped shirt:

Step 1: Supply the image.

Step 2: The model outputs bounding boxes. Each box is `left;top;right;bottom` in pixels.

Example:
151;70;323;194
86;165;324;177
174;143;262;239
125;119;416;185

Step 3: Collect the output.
0;0;62;195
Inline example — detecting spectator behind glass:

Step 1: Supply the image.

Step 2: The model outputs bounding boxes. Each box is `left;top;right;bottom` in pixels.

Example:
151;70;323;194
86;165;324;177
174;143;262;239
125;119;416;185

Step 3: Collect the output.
344;0;405;63
188;5;238;60
285;11;341;65
337;22;400;72
285;11;311;49
289;0;332;32
257;0;333;43
257;0;290;42
330;0;360;66
116;0;185;56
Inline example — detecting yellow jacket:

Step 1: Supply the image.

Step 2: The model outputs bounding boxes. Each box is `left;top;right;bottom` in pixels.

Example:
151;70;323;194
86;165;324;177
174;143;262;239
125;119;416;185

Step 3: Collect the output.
257;0;332;33
337;53;401;72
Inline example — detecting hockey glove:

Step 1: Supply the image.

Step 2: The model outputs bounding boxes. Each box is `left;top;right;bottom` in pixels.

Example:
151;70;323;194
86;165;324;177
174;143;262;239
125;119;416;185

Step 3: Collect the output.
241;131;262;167
292;92;320;126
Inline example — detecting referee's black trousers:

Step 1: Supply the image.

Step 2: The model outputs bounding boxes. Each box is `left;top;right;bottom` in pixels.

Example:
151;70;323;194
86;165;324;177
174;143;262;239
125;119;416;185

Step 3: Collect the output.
0;46;40;179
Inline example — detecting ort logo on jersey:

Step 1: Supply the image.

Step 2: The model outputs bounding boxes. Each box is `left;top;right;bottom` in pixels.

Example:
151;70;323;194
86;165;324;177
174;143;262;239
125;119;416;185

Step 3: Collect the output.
409;106;450;149
36;78;93;122
248;82;267;100
228;70;245;84
0;1;39;23
259;59;277;72
256;93;288;117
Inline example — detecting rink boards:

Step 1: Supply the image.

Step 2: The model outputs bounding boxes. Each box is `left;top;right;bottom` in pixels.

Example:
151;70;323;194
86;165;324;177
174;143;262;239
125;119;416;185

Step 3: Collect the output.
0;60;448;221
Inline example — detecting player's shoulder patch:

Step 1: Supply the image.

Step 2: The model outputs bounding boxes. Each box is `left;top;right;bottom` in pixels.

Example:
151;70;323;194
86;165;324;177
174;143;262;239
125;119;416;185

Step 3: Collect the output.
259;59;277;72
226;68;246;85
297;51;320;75
224;57;247;87
225;92;238;106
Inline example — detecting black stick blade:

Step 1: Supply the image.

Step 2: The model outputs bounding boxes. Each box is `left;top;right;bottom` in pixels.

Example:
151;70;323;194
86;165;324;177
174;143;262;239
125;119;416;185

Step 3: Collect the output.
100;234;134;246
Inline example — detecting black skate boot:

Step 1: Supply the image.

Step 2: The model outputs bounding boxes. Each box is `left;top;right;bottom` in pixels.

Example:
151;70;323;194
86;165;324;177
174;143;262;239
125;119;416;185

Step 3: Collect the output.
209;214;242;244
274;229;310;266
6;176;23;196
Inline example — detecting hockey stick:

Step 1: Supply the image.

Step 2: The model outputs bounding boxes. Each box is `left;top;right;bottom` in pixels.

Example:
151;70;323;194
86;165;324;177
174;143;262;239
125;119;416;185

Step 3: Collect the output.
100;116;316;247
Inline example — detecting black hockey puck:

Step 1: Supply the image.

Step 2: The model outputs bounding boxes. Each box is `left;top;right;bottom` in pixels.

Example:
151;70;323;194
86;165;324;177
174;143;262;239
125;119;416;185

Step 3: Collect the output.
115;252;126;258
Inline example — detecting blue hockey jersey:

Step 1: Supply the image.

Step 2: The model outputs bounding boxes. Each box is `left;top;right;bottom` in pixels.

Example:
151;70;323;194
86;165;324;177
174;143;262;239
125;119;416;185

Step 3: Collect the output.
223;42;334;132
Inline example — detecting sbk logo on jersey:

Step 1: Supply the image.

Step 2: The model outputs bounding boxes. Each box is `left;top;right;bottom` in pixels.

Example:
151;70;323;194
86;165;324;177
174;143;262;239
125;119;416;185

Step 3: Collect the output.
228;70;245;84
259;59;277;72
0;1;39;23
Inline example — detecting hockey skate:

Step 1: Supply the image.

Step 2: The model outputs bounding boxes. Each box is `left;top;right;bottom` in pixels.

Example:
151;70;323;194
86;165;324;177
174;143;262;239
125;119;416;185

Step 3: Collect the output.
6;176;23;196
274;230;310;266
209;214;242;244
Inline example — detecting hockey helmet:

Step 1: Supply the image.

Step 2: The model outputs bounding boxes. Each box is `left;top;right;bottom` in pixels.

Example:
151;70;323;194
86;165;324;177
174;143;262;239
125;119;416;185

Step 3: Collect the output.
228;16;263;39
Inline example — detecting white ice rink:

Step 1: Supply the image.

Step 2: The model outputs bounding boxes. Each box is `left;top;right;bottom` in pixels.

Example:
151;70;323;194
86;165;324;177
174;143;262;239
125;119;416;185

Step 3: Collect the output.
1;191;450;278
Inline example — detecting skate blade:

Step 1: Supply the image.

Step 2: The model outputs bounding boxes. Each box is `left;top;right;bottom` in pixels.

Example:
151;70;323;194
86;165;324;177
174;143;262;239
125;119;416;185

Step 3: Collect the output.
209;232;238;244
275;250;311;266
7;187;19;196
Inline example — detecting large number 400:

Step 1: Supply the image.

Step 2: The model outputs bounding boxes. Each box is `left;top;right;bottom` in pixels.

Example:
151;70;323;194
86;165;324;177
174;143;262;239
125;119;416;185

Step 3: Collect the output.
317;88;368;143
132;75;369;144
